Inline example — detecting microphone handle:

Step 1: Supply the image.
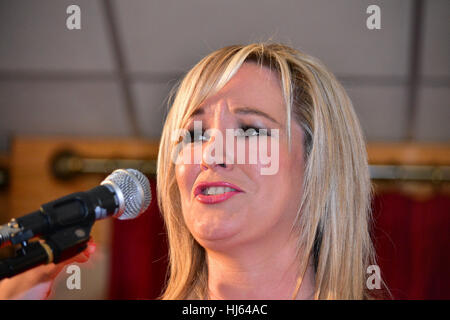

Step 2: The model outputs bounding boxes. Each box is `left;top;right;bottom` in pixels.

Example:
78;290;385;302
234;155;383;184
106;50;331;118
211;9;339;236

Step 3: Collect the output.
0;222;93;280
0;241;51;279
14;185;116;244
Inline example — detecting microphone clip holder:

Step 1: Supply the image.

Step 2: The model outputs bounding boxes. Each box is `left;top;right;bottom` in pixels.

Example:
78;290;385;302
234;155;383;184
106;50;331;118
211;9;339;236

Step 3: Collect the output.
0;221;93;280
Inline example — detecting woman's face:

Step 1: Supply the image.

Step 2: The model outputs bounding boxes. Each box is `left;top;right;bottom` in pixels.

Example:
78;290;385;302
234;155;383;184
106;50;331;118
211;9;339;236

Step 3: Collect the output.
175;62;305;252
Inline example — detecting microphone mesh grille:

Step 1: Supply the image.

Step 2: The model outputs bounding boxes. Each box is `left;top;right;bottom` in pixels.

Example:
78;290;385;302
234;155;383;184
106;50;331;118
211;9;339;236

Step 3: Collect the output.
102;169;151;220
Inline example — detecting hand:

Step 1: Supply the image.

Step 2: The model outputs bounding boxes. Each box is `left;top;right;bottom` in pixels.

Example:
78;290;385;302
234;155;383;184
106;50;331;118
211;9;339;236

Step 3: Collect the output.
0;239;96;299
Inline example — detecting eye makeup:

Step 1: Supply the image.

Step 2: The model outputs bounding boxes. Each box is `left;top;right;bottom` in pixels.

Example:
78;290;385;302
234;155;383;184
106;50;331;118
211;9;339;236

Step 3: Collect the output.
183;124;271;143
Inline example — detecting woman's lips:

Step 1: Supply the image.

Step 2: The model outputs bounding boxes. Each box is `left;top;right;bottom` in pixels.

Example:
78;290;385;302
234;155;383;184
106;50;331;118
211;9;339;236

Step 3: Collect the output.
194;182;243;204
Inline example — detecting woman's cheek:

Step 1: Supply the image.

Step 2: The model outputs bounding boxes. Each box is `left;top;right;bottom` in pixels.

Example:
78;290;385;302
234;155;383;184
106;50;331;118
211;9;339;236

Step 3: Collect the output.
243;134;280;176
175;163;196;203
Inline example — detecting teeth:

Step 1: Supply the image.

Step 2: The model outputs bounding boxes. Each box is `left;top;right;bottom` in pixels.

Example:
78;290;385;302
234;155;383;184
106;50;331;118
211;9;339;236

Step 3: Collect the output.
203;186;236;195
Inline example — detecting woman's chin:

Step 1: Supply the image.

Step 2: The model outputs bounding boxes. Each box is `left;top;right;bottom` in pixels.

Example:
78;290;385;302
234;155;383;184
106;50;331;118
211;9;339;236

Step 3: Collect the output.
190;220;245;250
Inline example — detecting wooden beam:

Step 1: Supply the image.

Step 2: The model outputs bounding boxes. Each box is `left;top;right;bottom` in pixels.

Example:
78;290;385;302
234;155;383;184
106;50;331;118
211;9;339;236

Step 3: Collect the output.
367;142;450;166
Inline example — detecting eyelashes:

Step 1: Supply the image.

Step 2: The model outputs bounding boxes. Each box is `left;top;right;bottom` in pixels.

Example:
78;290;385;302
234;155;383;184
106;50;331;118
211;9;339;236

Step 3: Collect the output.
186;129;208;142
237;126;271;138
184;126;271;143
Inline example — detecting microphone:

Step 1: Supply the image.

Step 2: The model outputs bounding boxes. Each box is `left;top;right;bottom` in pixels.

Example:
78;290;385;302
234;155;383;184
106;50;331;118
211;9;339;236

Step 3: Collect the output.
0;168;151;248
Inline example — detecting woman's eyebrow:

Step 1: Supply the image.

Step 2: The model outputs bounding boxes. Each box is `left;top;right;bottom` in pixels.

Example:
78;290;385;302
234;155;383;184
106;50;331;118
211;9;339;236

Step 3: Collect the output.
233;106;280;125
188;105;281;125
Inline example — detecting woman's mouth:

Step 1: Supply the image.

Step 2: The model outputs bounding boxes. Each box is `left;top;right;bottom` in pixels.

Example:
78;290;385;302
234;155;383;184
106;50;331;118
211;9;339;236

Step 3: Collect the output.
194;182;243;204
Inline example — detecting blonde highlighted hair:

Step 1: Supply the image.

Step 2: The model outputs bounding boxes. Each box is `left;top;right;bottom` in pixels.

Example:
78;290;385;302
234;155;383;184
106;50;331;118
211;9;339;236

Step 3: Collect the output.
157;42;378;299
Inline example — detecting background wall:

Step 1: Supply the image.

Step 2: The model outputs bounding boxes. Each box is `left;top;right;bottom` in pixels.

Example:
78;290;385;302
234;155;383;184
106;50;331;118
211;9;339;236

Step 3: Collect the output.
0;0;448;299
0;0;449;145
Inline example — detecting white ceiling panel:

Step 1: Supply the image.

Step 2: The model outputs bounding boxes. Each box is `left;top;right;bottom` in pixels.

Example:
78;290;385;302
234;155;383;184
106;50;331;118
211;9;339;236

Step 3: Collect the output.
115;0;411;77
0;0;114;72
421;0;450;77
414;87;450;141
132;81;177;138
345;85;409;141
0;81;131;136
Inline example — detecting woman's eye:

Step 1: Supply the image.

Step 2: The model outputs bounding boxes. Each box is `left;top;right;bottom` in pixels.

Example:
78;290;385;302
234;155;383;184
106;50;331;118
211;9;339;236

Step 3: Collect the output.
183;126;270;143
237;126;270;137
186;130;209;143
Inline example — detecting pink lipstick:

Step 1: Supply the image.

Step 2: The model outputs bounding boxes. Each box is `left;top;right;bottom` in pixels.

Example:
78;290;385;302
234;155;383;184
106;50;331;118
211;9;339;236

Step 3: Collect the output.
194;181;243;204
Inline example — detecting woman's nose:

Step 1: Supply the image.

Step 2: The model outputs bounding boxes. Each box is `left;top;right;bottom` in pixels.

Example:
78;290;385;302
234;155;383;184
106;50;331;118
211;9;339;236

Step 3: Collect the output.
200;161;227;171
200;131;232;171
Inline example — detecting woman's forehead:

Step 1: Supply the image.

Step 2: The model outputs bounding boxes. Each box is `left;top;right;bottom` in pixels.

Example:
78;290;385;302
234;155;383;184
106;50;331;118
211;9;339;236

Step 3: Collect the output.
190;63;285;124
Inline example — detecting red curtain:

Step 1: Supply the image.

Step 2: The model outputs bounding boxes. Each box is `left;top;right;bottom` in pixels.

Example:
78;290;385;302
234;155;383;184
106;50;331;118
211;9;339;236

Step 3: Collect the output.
372;189;450;299
108;180;450;299
108;179;168;299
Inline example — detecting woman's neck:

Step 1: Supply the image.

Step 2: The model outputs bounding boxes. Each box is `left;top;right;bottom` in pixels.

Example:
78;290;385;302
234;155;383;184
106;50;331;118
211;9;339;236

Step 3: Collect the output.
205;237;315;300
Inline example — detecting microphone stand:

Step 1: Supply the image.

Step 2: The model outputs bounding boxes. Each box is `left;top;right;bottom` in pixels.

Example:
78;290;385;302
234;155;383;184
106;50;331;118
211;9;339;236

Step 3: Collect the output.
0;221;93;280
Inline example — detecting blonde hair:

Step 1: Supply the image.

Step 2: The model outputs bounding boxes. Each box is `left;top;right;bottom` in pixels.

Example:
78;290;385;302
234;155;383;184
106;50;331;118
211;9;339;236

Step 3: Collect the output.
157;42;378;299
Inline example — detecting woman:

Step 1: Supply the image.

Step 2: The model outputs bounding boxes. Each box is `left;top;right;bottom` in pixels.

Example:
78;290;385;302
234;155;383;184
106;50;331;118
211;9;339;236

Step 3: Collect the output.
157;42;376;299
0;42;378;299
